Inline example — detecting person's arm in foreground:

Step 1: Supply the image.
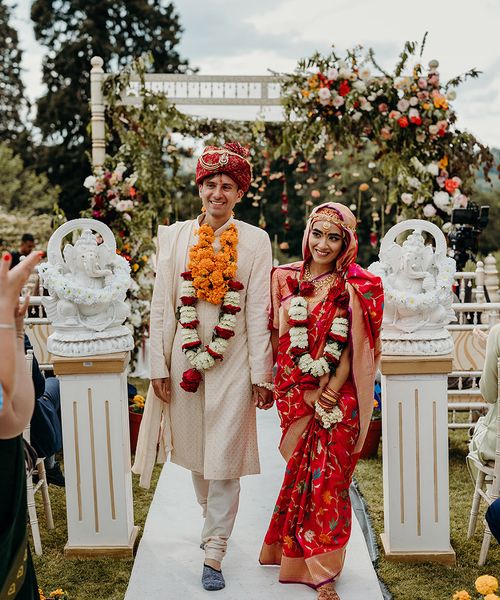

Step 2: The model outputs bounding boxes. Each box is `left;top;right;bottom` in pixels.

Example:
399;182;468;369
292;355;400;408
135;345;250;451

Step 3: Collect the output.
0;251;43;438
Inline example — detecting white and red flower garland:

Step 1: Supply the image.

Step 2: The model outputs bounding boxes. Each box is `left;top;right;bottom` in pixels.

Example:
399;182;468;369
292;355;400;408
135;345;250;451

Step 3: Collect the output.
177;271;243;392
288;296;349;379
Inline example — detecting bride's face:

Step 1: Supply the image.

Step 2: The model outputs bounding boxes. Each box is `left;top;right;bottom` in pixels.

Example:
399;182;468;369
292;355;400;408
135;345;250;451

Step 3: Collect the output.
308;221;344;268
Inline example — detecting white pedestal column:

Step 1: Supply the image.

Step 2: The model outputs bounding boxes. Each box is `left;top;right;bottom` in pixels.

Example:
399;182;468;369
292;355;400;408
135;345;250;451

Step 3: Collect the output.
380;355;456;565
53;352;139;557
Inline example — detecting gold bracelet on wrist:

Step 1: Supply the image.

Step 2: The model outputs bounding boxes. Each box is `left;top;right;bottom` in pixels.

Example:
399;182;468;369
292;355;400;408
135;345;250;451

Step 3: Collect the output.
323;387;341;402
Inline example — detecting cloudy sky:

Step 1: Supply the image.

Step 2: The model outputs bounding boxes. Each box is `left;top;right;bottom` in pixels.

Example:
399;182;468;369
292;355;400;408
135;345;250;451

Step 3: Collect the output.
11;0;500;147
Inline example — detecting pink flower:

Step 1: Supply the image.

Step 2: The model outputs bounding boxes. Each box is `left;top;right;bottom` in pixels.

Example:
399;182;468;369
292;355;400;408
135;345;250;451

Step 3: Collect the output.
428;74;440;87
453;194;468;208
332;95;345;108
318;87;332;105
417;91;429;101
327;67;338;81
423;204;436;217
389;110;401;120
418;78;428;89
380;127;393;140
378;102;388;113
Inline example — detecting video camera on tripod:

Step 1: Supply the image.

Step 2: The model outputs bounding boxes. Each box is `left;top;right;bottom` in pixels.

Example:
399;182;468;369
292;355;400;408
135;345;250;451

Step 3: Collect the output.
447;202;489;272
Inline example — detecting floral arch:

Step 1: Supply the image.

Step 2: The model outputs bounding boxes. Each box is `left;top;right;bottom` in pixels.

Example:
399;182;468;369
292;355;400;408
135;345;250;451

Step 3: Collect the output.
85;39;496;354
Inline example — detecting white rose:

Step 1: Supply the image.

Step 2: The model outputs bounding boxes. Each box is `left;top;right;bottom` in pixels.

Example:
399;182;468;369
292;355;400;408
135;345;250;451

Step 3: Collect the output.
433;190;451;210
326;67;338;81
338;67;350;79
84;175;96;190
429;124;439;135
426;163;439;176
423;204;437;217
353;80;366;93
359;66;371;80
409;96;419;106
401;193;413;205
397;98;410;112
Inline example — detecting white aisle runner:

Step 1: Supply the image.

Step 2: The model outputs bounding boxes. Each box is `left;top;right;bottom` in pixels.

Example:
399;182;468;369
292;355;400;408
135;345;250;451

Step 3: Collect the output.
126;409;383;600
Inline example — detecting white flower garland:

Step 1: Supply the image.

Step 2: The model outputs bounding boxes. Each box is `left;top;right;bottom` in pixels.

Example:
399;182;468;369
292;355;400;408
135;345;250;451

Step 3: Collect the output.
369;257;455;310
38;257;130;306
315;403;343;429
288;296;349;378
179;279;240;372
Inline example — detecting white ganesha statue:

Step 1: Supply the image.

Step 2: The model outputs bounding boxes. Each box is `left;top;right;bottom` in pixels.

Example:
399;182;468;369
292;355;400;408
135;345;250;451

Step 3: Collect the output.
368;219;456;355
38;218;134;356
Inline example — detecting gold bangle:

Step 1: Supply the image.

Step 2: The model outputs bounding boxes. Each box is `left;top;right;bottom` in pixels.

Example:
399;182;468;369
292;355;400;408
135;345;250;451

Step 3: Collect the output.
323;387;341;401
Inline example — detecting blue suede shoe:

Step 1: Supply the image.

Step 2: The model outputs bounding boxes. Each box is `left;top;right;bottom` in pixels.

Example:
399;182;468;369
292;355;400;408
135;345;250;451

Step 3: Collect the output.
202;564;225;591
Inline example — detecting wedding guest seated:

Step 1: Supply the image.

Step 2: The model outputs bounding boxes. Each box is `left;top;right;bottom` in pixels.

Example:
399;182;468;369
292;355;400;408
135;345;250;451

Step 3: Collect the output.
25;335;64;487
467;323;500;477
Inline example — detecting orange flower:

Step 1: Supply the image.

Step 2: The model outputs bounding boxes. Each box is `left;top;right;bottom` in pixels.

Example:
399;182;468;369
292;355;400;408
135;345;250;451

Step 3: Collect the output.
188;224;239;305
322;490;333;505
284;535;294;549
319;533;331;544
433;95;448;110
439;156;448;170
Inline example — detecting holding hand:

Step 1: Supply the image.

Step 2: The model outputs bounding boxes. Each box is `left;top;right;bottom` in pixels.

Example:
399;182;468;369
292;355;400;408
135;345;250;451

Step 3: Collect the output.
252;384;274;410
152;377;171;404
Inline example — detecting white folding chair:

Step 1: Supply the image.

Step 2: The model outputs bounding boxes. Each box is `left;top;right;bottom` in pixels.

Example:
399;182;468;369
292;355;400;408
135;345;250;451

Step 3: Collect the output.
466;357;500;565
23;349;54;556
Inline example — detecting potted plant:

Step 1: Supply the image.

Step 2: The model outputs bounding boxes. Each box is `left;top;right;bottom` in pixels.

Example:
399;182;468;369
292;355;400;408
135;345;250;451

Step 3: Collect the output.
128;394;145;454
359;381;382;459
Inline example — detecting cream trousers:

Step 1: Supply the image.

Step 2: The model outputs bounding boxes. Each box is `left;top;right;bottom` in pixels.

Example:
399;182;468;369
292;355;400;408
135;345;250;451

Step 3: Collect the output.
191;471;241;564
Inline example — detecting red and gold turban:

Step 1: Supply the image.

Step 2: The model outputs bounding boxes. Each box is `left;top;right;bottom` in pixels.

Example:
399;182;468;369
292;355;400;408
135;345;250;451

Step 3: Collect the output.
195;142;253;193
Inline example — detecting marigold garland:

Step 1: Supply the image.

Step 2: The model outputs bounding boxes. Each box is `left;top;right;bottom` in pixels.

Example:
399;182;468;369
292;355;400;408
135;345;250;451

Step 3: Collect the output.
188;223;239;305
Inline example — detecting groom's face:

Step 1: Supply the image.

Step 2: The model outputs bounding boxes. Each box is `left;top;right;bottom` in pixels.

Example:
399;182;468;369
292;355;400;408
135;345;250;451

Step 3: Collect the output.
199;174;243;222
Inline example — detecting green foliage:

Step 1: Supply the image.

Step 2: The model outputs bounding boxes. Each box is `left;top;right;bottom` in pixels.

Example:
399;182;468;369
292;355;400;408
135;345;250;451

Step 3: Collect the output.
0;1;30;157
31;0;191;218
0;143;60;215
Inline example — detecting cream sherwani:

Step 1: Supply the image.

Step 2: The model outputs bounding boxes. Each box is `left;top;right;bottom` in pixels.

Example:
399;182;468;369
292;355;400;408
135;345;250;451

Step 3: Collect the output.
133;216;273;488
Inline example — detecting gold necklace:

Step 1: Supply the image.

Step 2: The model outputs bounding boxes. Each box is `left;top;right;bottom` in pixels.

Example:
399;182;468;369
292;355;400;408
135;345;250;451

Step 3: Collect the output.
303;264;337;292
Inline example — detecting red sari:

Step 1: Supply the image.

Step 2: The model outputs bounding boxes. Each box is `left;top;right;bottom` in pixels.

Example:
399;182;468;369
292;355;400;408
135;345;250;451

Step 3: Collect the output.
260;203;383;589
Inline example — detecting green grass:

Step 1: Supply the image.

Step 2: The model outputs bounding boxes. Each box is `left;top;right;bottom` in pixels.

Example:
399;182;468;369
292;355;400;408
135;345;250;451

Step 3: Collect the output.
355;428;500;600
32;414;499;599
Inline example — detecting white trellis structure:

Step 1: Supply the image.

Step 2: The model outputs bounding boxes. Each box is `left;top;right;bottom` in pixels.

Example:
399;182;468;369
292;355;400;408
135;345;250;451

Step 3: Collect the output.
90;56;283;168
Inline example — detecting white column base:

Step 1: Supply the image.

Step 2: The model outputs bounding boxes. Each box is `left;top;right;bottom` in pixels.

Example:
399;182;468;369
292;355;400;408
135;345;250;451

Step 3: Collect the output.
54;352;138;557
380;355;456;565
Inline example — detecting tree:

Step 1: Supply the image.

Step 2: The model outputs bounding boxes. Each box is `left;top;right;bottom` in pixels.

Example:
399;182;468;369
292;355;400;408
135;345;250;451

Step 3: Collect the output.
0;142;60;214
31;0;191;218
0;1;30;156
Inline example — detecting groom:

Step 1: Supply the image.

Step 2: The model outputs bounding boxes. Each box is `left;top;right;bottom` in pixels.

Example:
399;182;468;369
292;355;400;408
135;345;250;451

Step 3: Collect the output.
133;142;273;591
